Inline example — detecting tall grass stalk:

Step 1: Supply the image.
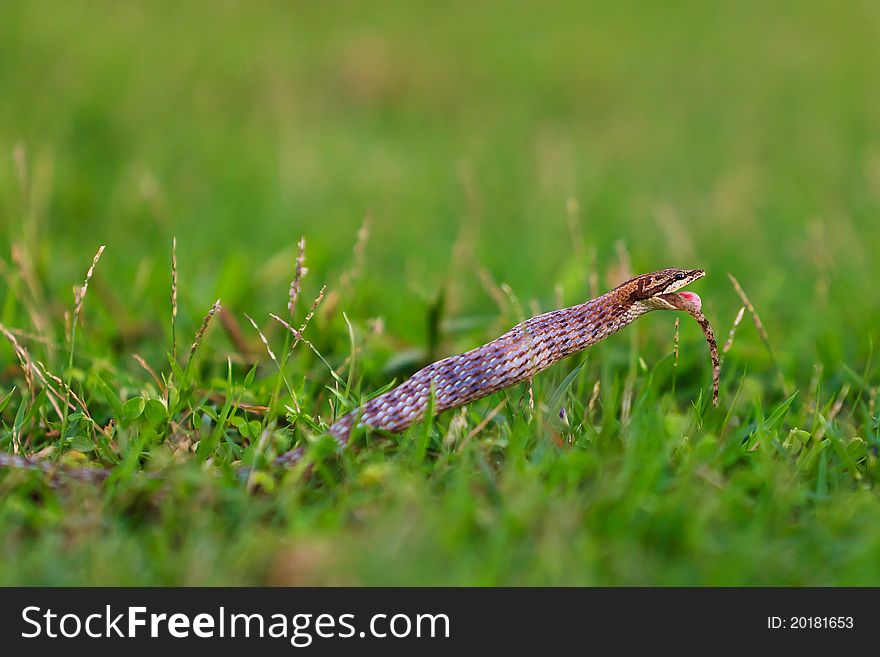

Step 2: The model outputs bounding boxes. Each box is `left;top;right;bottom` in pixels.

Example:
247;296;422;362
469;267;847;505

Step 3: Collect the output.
61;245;105;444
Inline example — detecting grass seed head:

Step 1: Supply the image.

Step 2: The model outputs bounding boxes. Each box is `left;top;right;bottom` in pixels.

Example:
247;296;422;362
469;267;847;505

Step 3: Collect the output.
74;245;105;320
288;236;308;318
188;299;222;366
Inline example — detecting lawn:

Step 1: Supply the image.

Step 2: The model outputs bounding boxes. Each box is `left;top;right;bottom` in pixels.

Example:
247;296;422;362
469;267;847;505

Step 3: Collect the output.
1;0;879;585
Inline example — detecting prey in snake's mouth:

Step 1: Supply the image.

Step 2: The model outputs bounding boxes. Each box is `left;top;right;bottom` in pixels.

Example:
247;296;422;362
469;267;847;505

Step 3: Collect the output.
647;269;719;406
616;267;717;405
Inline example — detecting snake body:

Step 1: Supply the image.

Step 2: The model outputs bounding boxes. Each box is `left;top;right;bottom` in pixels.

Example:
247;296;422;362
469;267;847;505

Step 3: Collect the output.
0;268;716;481
276;267;714;466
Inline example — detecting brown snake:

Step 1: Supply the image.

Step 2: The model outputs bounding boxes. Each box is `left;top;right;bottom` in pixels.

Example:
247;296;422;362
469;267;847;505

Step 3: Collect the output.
278;267;718;465
0;268;719;483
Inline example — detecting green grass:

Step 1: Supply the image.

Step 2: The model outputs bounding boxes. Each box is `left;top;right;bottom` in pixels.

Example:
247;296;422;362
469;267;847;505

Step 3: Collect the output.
2;0;880;585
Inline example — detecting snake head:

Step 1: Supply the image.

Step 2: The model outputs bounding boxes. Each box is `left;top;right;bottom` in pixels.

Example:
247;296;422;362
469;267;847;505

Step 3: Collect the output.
626;268;705;309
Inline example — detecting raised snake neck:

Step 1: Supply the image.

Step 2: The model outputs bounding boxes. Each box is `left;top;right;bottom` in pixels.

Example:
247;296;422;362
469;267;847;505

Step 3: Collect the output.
0;268;713;482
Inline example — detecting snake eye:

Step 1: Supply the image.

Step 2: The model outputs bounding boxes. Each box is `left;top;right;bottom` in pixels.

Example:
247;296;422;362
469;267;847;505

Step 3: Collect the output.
673;272;686;281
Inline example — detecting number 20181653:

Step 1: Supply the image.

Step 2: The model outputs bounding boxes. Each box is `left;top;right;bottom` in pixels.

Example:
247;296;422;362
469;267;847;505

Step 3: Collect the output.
768;616;854;630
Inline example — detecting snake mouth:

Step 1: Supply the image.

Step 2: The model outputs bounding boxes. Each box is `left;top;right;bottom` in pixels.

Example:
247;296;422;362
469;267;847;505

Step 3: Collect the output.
660;290;702;311
653;269;704;310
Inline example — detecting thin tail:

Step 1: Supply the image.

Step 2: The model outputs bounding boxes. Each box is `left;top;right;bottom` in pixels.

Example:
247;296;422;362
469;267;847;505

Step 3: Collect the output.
0;452;110;484
0;412;358;485
271;411;355;467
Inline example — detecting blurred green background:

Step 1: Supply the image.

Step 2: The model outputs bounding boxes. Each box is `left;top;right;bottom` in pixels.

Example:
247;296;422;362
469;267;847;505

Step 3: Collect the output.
3;1;878;342
1;1;880;585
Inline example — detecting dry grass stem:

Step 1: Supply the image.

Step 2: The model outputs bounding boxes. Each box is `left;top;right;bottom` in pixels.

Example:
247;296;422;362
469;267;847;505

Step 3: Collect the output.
500;282;525;323
620;388;633;425
270;313;344;390
447;216;477;317
477;266;508;316
270;313;302;341
606;241;633;291
13;144;28;210
11;422;22;455
463;400;506;446
0;330;77;440
443;407;469;449
0;322;35;397
2;326;61;349
132;354;164;391
339;213;371;291
171;237;178;360
727;272;786;392
723;306;746;356
272;286;330;360
65;244;106;429
219;307;252;356
323;217;371;318
11;351;66;422
588;380;602;416
297;285;327;336
10;244;41;303
814;385;850;443
529;298;542;318
10;244;51;339
74;245;106;320
673;318;680;368
37;361;94;423
245;314;278;365
566;198;585;262
727;273;772;352
188;299;222;366
655;204;696;261
588;245;599;299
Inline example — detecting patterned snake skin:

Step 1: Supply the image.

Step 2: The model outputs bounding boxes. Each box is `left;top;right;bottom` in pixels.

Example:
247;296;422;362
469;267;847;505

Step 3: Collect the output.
275;267;715;466
0;268;716;482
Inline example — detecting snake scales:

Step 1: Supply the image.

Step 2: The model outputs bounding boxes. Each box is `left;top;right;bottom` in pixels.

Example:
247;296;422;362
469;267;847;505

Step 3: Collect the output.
0;268;718;482
278;267;719;464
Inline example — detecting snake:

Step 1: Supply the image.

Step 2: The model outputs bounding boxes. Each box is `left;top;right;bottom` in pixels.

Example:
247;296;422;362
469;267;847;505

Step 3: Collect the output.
275;267;718;466
0;267;718;482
